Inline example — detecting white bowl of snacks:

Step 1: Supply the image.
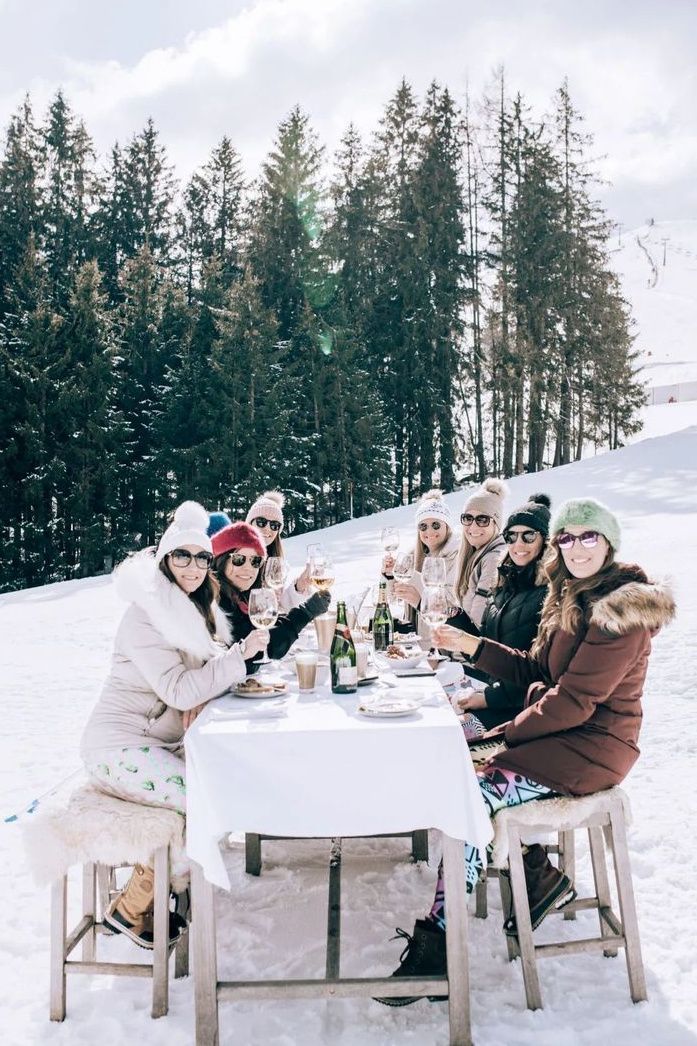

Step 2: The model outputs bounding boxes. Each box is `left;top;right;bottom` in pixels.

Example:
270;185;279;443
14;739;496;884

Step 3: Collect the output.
374;644;425;671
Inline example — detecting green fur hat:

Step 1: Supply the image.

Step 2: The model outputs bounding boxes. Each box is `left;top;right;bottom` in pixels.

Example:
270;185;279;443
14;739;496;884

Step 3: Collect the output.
551;498;621;552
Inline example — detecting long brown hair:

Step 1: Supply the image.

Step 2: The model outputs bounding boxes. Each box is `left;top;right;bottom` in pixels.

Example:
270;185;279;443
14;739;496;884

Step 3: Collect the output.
531;541;616;656
211;551;263;611
158;557;220;637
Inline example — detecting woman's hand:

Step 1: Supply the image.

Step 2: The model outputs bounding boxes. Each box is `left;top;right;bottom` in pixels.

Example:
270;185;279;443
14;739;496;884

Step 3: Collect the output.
432;623;480;656
393;582;420;608
456;687;487;712
295;564;312;594
242;629;271;658
183;703;207;730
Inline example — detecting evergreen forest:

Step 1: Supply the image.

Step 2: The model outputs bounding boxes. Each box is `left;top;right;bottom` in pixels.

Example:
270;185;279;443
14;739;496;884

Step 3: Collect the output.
0;73;645;591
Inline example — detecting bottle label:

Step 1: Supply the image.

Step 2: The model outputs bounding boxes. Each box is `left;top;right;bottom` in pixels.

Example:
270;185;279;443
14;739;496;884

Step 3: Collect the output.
338;665;358;686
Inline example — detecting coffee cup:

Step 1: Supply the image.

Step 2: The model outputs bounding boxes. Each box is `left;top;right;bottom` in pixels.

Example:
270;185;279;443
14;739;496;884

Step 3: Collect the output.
295;651;319;691
314;612;337;653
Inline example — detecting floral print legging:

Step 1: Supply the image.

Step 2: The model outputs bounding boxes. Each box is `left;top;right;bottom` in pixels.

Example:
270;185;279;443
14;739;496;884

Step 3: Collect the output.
86;745;189;878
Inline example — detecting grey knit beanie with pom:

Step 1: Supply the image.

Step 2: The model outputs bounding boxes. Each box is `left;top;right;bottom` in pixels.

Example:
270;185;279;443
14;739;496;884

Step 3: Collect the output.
463;478;509;530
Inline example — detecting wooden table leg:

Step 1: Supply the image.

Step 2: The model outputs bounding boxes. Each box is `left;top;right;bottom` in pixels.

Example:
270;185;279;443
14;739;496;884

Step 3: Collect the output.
192;861;219;1046
442;834;472;1046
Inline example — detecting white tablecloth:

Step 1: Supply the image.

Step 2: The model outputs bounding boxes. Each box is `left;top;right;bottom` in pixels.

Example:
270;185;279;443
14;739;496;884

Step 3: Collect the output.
185;669;493;889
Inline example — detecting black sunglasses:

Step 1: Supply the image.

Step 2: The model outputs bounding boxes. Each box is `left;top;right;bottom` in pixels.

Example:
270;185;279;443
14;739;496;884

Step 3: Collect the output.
461;513;492;527
169;548;213;569
418;520;443;532
251;516;282;532
228;551;264;569
503;529;539;545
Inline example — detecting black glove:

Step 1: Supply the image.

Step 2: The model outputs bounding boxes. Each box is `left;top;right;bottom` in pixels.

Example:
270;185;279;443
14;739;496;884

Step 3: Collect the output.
303;589;331;619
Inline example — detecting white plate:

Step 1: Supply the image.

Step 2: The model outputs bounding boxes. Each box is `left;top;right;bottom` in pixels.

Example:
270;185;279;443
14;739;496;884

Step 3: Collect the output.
374;650;424;670
232;681;287;699
357;700;420;718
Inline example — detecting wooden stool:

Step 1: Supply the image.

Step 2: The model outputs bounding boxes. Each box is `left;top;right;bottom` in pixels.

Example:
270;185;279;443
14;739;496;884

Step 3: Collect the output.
488;787;646;1010
244;829;429;875
22;784;190;1020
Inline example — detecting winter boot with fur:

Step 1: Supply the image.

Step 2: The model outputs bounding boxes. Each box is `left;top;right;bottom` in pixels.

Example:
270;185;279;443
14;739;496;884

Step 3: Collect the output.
104;864;186;950
503;843;576;936
373;919;447;1007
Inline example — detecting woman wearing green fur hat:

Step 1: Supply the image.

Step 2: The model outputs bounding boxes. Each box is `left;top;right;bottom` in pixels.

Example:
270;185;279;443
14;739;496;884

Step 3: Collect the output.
376;497;676;1003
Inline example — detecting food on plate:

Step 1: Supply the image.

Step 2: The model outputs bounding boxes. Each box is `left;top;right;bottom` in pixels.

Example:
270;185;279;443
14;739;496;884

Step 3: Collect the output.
236;677;287;695
385;644;408;659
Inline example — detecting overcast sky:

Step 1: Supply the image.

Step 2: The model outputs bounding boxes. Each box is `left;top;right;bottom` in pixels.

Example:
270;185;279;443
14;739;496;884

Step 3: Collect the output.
1;0;696;229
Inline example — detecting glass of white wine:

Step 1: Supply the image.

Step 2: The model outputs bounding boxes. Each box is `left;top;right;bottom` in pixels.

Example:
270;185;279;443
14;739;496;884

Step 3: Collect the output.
420;587;448;661
248;589;278;664
392;550;414;620
421;556;446;590
264;556;289;592
309;553;336;594
380;526;400;553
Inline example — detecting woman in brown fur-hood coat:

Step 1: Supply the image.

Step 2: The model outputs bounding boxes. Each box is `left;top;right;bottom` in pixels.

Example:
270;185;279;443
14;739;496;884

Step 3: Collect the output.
435;498;676;796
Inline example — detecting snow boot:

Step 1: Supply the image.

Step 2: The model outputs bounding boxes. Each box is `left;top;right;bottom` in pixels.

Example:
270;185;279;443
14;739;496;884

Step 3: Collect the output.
373;919;447;1007
104;864;186;950
503;843;576;936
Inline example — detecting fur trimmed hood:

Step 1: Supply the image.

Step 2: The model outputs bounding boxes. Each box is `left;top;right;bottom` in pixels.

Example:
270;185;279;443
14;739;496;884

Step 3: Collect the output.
589;563;676;636
113;550;231;659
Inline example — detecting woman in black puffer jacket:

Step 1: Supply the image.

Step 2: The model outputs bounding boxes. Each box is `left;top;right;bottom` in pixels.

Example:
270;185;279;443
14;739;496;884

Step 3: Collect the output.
451;494;551;737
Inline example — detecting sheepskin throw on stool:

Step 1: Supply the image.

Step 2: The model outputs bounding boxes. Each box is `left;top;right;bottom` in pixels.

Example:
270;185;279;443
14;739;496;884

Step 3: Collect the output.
22;784;186;887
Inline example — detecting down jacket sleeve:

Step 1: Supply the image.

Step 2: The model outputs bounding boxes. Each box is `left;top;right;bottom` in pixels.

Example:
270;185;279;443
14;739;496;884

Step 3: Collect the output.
119;607;247;711
504;625;648;746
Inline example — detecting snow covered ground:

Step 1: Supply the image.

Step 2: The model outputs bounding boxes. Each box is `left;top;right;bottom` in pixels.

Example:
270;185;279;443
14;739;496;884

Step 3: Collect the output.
2;413;697;1044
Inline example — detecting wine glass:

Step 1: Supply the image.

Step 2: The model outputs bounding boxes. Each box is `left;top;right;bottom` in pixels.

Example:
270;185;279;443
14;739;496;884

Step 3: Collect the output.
392;550;414;620
248;589;278;665
306;542;324;564
380;526;400;553
420;586;448;661
421;556;446;590
264;556;289;592
308;552;336;595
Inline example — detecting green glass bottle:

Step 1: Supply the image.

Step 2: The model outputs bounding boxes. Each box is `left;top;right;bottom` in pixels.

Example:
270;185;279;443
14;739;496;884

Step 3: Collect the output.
330;601;358;694
372;580;394;652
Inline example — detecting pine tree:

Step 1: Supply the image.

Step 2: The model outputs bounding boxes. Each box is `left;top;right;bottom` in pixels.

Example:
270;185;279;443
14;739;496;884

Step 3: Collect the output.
0;97;44;316
41;91;98;309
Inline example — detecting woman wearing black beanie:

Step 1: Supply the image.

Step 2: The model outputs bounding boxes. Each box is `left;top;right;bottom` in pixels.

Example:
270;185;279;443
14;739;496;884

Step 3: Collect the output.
453;494;552;738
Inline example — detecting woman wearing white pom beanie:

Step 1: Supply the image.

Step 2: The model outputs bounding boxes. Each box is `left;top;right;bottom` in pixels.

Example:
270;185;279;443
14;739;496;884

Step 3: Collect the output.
453;478;509;628
80;501;259;950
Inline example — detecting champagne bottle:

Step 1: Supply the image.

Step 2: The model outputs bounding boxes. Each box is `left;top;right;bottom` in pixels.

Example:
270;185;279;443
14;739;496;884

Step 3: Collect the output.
330;601;358;694
372;580;394;651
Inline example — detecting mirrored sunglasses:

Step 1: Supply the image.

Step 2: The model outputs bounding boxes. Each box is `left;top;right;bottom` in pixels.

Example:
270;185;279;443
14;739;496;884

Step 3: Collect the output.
555;530;600;550
228;552;264;569
460;513;492;528
251;516;282;532
418;520;443;532
504;529;539;545
169;548;213;569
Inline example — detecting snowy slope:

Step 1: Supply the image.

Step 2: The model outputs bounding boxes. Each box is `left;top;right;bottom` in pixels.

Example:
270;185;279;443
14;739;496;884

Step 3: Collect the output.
2;423;696;1045
613;219;697;390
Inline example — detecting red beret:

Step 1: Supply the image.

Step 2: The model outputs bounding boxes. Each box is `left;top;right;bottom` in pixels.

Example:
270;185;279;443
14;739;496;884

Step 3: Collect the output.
211;521;267;559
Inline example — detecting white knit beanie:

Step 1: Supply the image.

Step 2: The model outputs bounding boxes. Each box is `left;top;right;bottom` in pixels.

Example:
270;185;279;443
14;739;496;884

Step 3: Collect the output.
155;501;213;564
415;489;453;527
463;478;509;530
246;490;284;526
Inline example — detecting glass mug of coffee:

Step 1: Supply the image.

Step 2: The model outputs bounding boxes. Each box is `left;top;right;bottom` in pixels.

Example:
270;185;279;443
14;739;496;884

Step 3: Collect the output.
295;651;319;691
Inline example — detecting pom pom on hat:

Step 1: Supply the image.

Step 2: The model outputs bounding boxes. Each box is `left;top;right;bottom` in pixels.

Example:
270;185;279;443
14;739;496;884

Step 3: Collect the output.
155;501;213;563
463;478;509;530
505;493;552;538
246;491;284;526
207;511;231;538
415;488;453;527
551;498;621;552
212;521;267;560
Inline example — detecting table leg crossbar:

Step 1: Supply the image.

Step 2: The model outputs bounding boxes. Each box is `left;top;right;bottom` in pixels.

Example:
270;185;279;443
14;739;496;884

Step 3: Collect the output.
192;833;471;1045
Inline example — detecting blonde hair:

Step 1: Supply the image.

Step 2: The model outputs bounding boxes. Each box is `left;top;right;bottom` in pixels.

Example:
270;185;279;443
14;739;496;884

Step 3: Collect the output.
454;527;501;605
531;542;616;656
